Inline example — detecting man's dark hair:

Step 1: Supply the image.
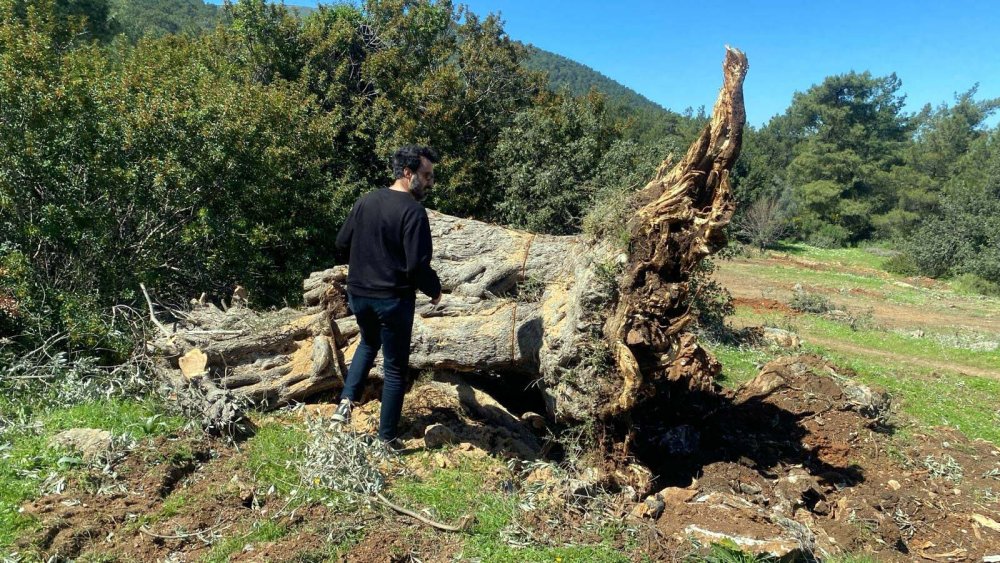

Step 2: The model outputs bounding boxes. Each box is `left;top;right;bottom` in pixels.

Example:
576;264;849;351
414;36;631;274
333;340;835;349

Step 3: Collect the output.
392;145;439;179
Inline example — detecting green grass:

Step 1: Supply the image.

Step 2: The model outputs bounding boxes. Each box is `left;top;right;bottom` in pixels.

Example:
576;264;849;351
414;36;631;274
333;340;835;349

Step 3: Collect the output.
776;241;893;271
0;397;183;548
803;345;1000;445
709;342;780;389
392;454;629;562
202;520;289;563
243;419;310;495
731;307;1000;373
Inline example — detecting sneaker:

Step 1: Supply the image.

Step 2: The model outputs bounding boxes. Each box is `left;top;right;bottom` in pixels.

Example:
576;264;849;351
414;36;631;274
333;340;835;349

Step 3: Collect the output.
331;398;353;423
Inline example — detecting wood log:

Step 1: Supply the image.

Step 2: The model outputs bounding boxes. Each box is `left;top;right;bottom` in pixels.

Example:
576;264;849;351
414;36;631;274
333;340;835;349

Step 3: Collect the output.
149;48;748;428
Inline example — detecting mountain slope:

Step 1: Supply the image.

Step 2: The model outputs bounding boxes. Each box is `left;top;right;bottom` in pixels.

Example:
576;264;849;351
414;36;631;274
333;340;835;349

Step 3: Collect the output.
523;44;704;145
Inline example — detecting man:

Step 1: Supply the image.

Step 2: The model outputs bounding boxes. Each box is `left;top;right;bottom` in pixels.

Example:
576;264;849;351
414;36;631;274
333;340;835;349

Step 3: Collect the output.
332;145;442;446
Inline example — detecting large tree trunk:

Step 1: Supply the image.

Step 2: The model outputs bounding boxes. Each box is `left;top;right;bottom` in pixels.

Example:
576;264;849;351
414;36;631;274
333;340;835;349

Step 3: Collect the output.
149;48;748;427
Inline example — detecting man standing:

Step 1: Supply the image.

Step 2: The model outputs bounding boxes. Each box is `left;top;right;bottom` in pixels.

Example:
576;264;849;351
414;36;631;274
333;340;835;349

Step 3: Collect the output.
332;145;442;446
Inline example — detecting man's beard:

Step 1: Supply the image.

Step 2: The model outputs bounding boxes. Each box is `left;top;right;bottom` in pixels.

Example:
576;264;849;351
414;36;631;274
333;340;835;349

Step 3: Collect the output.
410;176;428;201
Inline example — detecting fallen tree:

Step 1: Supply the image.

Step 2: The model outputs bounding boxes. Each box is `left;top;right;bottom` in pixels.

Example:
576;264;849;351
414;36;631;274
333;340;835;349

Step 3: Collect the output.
148;47;748;433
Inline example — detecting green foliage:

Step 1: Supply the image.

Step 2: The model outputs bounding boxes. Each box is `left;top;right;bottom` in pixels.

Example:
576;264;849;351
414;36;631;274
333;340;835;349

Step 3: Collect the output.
898;133;1000;288
788;288;834;314
689;259;735;339
523;44;705;146
491;91;621;233
110;0;219;39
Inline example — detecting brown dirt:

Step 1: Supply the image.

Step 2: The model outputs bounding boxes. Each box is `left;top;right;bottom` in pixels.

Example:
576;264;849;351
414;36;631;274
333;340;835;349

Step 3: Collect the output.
628;355;1000;561
716;258;1000;335
733;296;798;315
16;359;1000;561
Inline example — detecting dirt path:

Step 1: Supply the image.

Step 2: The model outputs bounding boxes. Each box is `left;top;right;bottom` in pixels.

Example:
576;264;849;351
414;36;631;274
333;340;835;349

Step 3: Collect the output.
716;258;1000;335
800;332;1000;380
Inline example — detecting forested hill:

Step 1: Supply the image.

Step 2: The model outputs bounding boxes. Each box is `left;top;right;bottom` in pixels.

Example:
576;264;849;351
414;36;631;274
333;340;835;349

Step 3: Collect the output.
110;0;220;38
110;0;313;38
524;45;668;118
523;44;701;145
109;0;692;144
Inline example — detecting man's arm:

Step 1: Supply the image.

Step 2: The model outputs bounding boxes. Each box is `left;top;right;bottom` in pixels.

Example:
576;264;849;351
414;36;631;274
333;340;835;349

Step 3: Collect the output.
403;208;442;300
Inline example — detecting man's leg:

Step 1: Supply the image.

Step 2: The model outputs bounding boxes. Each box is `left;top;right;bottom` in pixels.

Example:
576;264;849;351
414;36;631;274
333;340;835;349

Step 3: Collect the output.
340;295;382;402
376;296;415;442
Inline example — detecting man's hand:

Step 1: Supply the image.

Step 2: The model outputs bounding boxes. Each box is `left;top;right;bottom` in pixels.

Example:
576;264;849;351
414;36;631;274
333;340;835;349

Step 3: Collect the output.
431;293;442;306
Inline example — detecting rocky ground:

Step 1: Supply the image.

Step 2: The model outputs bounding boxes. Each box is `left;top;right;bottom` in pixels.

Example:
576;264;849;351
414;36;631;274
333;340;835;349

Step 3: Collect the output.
14;353;1000;562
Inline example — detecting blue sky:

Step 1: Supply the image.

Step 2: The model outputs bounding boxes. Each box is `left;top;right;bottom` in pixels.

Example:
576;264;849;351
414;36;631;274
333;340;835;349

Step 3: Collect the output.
222;0;1000;126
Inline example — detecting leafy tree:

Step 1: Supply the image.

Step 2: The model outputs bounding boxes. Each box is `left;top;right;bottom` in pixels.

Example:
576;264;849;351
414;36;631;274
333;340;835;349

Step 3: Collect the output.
782;72;913;244
900;131;1000;285
491;91;622;234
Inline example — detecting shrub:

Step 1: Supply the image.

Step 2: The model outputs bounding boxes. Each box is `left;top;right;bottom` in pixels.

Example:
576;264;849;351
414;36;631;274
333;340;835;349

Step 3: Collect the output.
789;288;833;314
806;223;851;249
883;252;919;276
950;273;1000;297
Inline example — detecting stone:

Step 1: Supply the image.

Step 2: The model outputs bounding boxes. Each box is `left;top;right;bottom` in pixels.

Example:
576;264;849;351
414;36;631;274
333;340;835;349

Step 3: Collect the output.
658;486;699;505
761;327;801;348
49;428;112;461
887;479;901;491
423;423;456;449
682;525;801;559
643;494;666;519
520;411;546;430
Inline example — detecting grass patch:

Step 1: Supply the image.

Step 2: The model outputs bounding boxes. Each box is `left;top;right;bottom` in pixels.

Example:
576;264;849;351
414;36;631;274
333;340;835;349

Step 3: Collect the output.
0;396;182;548
392;454;628;562
776;242;894;271
708;342;779;389
463;540;632;563
202;520;288;563
731;307;1000;374
391;456;514;535
244;419;310;495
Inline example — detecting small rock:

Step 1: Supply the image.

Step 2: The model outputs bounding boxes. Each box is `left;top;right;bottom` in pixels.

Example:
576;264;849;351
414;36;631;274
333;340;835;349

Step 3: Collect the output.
812;500;830;515
49;428;112;461
643;494;665;519
520;411;546;430
423;423;455;449
887;479;901;491
761;327;801;348
630;501;651;519
658;486;698;504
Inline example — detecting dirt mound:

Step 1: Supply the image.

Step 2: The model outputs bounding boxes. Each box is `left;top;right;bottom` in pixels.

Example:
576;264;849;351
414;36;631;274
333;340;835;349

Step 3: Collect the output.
15;356;1000;561
630;355;1000;560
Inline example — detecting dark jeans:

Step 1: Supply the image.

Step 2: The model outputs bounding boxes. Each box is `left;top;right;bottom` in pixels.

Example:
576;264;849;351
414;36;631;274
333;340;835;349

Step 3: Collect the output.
340;293;415;442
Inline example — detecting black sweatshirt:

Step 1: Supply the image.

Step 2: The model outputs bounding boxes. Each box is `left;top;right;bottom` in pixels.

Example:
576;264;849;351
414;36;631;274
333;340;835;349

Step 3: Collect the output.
335;188;442;299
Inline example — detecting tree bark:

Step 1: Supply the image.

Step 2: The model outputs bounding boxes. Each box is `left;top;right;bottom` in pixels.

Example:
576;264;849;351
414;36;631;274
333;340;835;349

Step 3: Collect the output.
149;47;748;427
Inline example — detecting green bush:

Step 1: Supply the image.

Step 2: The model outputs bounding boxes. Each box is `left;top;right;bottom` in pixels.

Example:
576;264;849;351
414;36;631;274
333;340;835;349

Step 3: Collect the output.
883;252;919;276
805;222;852;249
789;288;833;314
950;273;1000;297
